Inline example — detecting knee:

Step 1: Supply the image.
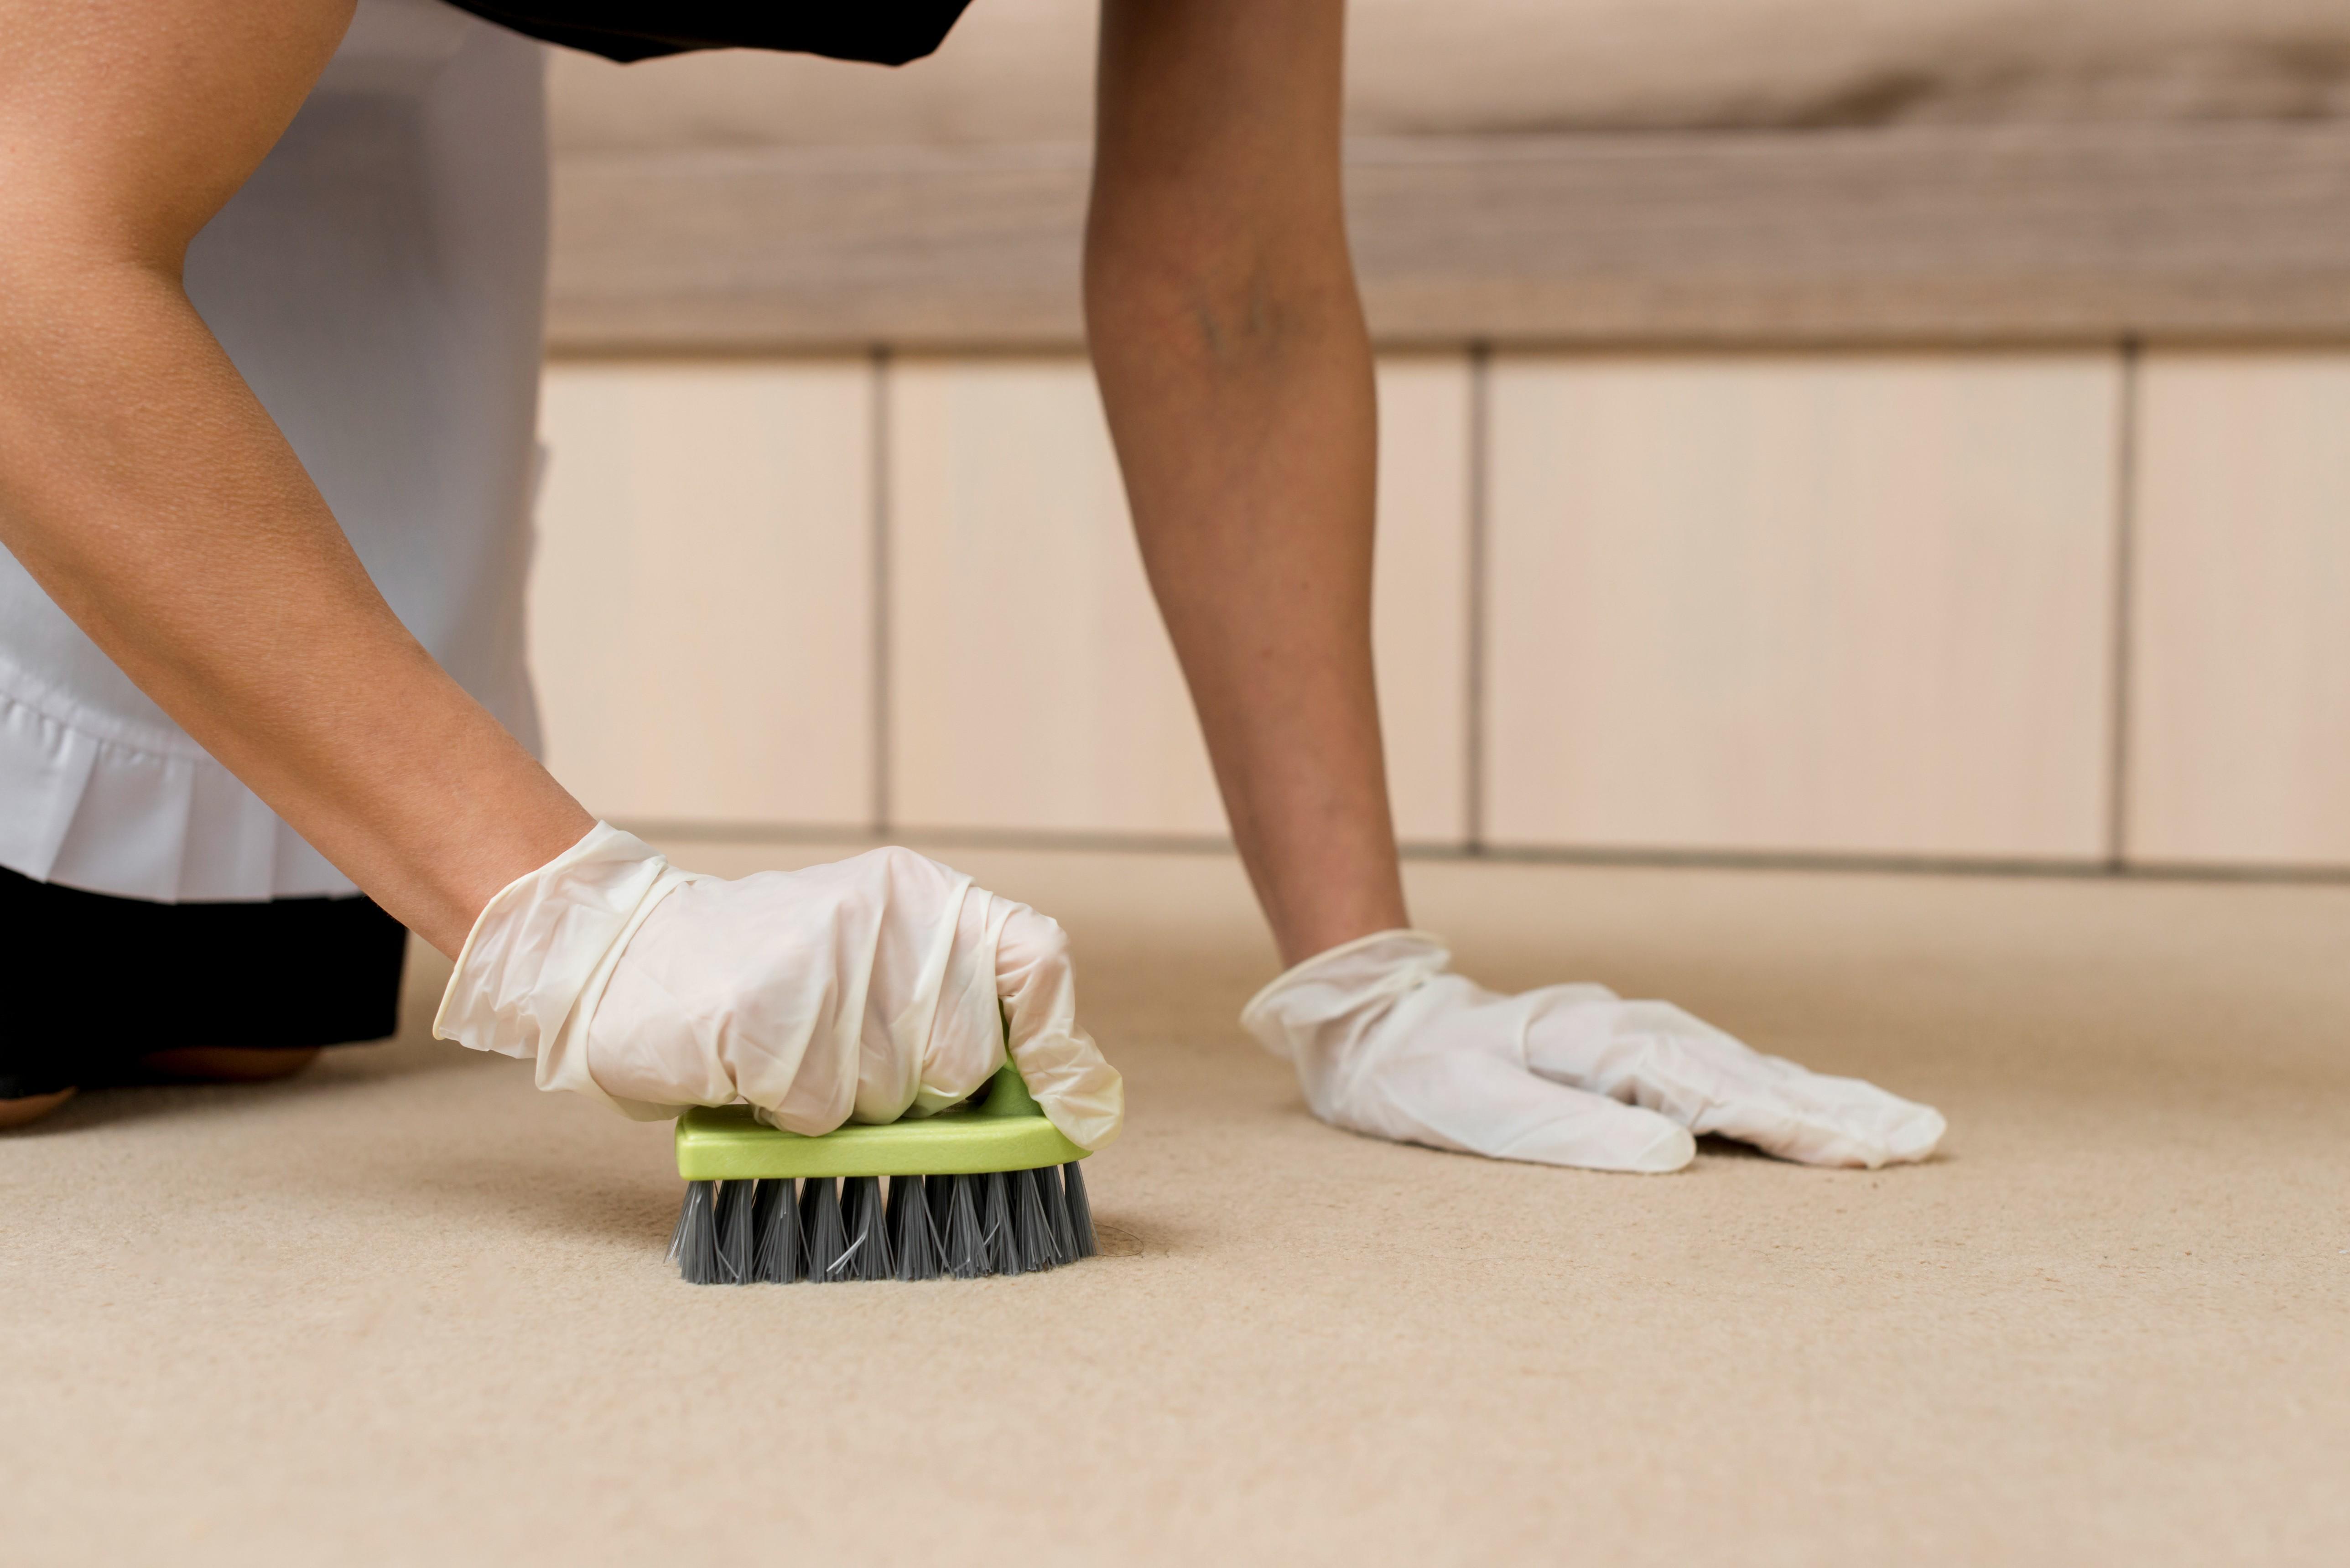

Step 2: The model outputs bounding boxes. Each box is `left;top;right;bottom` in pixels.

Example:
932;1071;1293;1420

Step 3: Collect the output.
139;1047;322;1083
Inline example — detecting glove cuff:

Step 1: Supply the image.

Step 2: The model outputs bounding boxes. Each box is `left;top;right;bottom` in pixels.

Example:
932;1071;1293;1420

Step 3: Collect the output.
433;821;694;1108
1239;928;1452;1059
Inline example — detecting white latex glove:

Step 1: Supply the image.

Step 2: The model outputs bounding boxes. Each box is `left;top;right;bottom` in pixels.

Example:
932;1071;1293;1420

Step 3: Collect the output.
1242;930;1942;1172
434;824;1122;1151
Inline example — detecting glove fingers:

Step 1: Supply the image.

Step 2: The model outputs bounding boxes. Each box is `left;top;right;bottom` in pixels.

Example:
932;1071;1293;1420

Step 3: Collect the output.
992;900;1123;1152
1361;1051;1694;1173
1688;1069;1947;1168
1529;999;1944;1168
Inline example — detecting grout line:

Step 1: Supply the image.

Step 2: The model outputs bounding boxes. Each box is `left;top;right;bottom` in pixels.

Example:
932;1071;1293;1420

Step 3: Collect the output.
1463;342;1492;853
615;817;2350;885
869;347;893;835
2106;337;2141;869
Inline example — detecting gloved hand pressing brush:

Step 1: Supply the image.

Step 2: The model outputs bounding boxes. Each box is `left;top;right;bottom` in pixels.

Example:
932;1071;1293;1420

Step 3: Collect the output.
1243;931;1941;1172
434;825;1123;1152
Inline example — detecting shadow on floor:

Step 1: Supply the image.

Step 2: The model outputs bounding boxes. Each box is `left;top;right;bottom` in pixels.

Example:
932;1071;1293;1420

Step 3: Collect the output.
2;1034;496;1139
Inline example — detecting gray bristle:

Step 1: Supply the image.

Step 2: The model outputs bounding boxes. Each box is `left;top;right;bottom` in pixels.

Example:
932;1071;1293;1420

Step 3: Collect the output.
1062;1161;1097;1258
925;1167;953;1242
1036;1165;1076;1264
1013;1167;1058;1272
943;1174;987;1279
982;1170;1020;1276
674;1167;1099;1284
799;1177;847;1282
671;1181;719;1284
883;1173;908;1256
714;1179;756;1284
889;1176;943;1281
752;1178;802;1283
840;1176;893;1282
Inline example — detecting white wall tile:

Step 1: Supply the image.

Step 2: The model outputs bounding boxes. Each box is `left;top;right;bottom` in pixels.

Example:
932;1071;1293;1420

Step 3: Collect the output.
2127;352;2350;867
531;359;874;824
887;354;1474;841
1484;353;2121;859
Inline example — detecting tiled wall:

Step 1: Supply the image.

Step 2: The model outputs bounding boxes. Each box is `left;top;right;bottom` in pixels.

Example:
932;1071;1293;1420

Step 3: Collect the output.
528;348;2350;872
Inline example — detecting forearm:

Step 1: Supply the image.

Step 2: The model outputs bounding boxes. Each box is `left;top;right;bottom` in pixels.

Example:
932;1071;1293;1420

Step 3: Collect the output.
0;0;590;952
1087;0;1405;964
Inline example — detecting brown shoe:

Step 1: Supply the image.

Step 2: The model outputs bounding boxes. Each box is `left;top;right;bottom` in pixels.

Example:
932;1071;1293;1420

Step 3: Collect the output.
0;1087;76;1131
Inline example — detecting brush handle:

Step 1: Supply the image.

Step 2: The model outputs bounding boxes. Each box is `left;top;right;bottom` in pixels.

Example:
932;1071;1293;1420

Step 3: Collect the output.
674;1056;1087;1180
973;1060;1042;1119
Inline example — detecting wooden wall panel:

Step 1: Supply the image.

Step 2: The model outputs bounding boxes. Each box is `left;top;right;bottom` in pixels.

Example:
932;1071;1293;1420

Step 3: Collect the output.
885;357;1219;837
1373;355;1474;845
886;354;1473;841
549;125;2350;353
530;360;875;825
2127;352;2350;867
1483;352;2121;860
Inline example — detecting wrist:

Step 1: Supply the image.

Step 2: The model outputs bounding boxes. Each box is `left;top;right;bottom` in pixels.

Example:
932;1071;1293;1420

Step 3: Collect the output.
433;823;691;1108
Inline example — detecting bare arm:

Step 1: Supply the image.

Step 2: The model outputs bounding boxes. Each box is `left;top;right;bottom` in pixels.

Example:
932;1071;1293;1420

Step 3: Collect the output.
0;0;592;953
1087;0;1407;966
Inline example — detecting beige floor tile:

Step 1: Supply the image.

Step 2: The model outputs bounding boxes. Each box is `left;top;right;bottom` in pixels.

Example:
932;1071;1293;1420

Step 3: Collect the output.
888;354;1472;841
531;359;875;825
2128;351;2350;867
1484;352;2121;859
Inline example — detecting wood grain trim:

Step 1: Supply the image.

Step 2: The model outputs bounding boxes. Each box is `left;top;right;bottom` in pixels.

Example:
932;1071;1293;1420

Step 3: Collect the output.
549;122;2350;352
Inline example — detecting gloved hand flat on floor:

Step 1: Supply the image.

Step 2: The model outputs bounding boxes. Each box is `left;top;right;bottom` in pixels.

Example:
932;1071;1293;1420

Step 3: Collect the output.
1242;930;1941;1172
434;825;1122;1151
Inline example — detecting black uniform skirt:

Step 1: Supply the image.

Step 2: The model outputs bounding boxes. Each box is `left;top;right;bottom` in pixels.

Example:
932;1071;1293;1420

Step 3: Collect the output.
442;1;976;64
0;867;411;1099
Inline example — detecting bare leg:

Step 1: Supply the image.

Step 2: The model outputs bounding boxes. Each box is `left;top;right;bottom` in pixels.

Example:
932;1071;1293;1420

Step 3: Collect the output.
1087;0;1404;967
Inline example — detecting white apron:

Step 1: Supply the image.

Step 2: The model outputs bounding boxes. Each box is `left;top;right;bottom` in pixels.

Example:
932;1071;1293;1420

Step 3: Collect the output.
0;0;547;903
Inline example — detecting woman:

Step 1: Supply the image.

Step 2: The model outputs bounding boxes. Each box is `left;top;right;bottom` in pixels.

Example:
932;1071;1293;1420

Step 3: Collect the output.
0;0;1942;1172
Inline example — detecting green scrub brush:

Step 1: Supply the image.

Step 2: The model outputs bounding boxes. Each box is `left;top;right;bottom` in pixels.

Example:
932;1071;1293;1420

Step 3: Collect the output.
666;1062;1099;1283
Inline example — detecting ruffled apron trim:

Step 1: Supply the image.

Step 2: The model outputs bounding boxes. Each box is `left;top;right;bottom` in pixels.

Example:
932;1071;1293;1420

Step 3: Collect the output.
0;682;354;905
